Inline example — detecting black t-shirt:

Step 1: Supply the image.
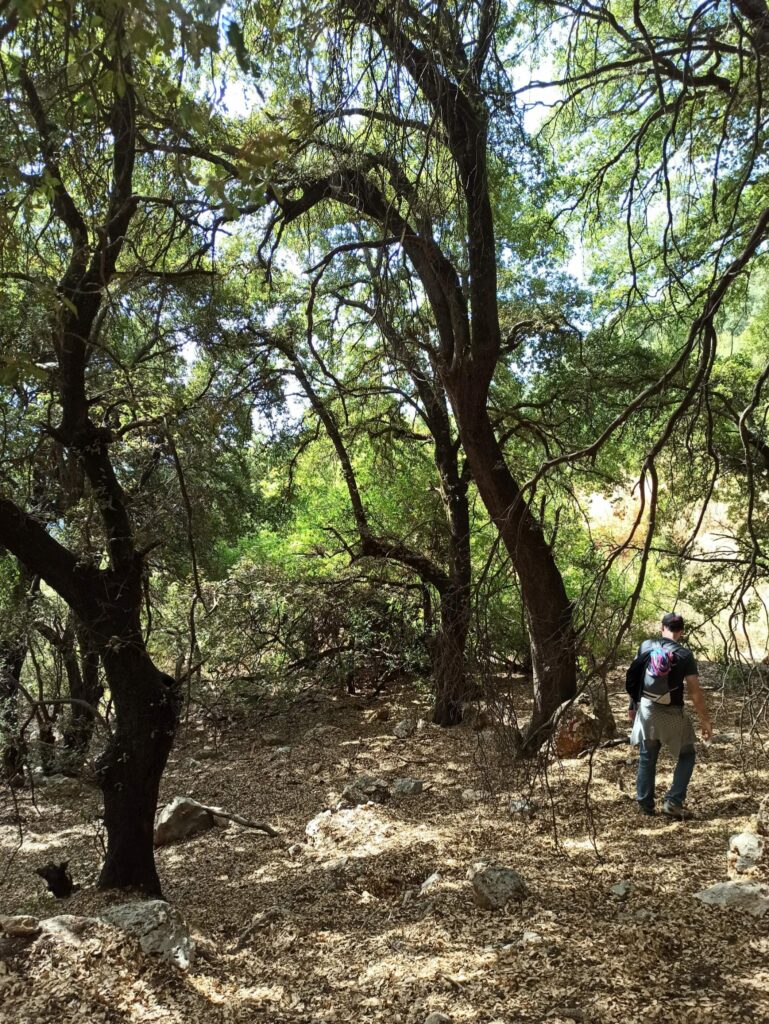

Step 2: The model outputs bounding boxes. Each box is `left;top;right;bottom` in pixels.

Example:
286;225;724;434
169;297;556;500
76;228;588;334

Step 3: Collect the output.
637;638;698;706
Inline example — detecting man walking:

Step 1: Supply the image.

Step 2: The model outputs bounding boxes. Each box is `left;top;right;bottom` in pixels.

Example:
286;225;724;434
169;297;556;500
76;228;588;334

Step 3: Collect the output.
629;612;712;819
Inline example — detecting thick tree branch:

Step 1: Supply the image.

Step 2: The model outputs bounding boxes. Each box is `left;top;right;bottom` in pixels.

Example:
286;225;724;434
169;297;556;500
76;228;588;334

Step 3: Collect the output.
0;496;98;620
276;168;467;365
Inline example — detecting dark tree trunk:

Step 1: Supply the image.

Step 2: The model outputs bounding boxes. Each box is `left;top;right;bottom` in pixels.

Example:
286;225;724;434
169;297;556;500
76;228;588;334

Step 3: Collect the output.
38;718;57;776
0;562;37;782
279;2;579;751
431;444;472;726
0;39;182;892
432;585;470;726
452;401;575;744
421;584;434;650
61;624;102;773
96;645;178;895
1;643;26;782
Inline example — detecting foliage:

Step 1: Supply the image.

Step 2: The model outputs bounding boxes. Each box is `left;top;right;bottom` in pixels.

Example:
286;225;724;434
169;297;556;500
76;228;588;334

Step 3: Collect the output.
2;0;769;784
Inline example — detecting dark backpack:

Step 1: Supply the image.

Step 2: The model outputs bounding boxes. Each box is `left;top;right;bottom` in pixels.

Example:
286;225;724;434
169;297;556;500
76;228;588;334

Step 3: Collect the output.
625;650;650;703
642;643;678;703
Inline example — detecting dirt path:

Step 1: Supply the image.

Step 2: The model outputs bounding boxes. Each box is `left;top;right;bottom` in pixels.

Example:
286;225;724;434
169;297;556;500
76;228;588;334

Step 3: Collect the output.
1;681;767;1024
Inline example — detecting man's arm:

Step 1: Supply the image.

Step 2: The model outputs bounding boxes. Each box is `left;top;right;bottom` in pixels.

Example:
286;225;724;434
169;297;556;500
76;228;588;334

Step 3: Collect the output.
686;676;712;740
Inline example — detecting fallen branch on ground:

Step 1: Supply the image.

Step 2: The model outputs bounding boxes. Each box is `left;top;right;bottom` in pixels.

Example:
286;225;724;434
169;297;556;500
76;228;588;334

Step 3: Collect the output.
202;804;280;837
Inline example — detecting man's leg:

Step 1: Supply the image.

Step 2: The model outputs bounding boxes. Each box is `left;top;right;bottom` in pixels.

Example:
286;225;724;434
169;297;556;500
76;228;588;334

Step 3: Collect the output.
665;744;696;808
636;739;661;812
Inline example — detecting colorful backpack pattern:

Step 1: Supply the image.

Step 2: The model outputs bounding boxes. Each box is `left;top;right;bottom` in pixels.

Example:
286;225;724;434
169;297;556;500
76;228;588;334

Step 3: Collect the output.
643;643;678;704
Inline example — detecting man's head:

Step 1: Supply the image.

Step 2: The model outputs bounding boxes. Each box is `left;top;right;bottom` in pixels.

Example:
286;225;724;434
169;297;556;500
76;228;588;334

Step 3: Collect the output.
661;611;685;639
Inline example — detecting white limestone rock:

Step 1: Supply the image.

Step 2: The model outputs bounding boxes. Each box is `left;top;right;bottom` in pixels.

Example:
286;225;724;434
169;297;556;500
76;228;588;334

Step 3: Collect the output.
154;796;218;846
728;832;765;877
99;900;194;968
694;880;769;918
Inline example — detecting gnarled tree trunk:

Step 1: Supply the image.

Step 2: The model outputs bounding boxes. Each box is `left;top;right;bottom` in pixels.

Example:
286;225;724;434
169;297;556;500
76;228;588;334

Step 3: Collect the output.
0;22;181;891
451;401;575;743
97;646;177;894
278;1;578;747
432;584;470;726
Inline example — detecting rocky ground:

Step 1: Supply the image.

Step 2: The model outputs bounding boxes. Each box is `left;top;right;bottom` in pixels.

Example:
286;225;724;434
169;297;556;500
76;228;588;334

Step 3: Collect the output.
1;675;768;1024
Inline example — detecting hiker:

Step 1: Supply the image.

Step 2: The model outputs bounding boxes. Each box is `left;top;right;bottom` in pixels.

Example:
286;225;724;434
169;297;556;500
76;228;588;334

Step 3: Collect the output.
626;612;712;819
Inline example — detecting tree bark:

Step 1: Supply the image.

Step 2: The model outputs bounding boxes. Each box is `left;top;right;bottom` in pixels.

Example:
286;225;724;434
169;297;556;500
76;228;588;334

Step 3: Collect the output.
0;28;181;892
0;642;26;782
0;561;37;781
96;646;178;894
60;623;102;773
432;584;470;726
450;399;575;744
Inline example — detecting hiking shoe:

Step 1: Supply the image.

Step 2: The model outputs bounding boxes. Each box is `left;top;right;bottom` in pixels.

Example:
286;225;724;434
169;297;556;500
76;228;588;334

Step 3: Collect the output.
662;800;694;820
637;802;655;817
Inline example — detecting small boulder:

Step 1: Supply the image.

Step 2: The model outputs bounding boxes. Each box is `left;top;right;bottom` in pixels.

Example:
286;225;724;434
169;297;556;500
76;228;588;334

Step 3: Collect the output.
468;862;527;910
553;703;602;758
393;777;423;797
393;719;416;739
693;880;769;918
154;796;216;847
38;774;84;799
610;880;633;900
366;706;391;723
728;832;765;877
99;900;194;968
509;798;535;819
425;1014;452;1024
305;804;393;853
340;776;390;807
0;915;41;939
462;788;486;804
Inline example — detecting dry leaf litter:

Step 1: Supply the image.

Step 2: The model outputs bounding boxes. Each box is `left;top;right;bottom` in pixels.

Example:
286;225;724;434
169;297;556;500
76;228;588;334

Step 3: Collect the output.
1;671;768;1024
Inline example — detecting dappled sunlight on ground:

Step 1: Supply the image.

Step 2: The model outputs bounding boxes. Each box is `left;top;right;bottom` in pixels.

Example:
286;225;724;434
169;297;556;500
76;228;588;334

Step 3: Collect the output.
1;676;768;1022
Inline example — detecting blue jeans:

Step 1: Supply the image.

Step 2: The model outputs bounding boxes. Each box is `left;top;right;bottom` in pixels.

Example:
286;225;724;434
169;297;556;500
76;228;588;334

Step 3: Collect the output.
636;739;696;809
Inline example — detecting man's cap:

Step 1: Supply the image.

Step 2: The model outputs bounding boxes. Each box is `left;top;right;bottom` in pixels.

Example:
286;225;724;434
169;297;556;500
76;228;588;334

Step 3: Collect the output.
661;612;684;631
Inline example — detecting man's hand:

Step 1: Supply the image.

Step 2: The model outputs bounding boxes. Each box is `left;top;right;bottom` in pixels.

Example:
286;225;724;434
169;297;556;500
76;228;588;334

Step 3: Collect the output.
700;717;713;742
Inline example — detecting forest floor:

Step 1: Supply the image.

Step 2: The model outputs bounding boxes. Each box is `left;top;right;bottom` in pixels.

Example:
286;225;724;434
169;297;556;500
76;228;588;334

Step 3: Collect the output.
1;671;768;1024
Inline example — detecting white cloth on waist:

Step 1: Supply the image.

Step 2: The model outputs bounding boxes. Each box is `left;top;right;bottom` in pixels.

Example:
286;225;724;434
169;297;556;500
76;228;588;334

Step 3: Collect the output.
630;697;696;757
